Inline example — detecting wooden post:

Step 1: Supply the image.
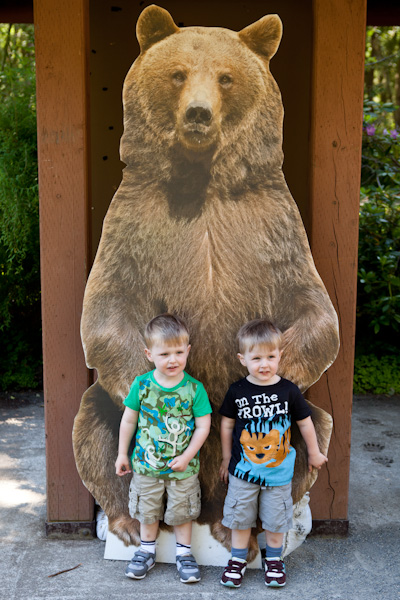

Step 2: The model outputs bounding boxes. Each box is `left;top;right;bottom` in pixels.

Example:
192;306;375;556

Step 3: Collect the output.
34;0;94;535
307;0;366;533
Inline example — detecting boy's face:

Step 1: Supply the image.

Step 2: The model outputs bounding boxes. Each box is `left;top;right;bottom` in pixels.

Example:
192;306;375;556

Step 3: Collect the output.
238;344;282;386
145;341;191;383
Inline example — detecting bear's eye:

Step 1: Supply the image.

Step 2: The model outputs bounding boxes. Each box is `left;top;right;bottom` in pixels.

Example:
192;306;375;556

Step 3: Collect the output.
172;71;186;86
219;74;233;88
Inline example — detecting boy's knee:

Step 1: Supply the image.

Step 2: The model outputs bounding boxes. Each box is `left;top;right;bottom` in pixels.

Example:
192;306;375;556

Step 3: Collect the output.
164;475;201;525
221;475;259;530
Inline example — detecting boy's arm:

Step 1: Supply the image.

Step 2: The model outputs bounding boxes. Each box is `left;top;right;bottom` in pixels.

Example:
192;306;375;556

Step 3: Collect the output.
296;415;328;472
219;416;235;484
115;406;139;476
169;414;211;472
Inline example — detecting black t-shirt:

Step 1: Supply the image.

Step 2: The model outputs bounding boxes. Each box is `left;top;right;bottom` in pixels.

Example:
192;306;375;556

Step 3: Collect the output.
219;377;311;486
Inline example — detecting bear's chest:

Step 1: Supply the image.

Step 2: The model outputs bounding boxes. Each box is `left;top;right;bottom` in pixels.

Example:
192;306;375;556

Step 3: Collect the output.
124;193;298;314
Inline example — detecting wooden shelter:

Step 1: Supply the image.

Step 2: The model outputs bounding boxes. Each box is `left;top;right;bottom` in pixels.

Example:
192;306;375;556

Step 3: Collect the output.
2;0;380;536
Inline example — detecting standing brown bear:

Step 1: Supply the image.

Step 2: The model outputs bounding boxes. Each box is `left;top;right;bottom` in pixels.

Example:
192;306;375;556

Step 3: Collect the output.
73;5;339;559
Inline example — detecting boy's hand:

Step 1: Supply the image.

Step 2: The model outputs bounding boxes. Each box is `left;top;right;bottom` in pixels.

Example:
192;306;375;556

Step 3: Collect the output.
308;451;328;473
297;416;328;473
115;454;132;476
219;459;230;484
169;455;190;472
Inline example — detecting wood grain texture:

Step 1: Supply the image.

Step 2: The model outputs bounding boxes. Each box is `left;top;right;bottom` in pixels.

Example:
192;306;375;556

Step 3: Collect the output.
34;0;93;522
308;0;367;520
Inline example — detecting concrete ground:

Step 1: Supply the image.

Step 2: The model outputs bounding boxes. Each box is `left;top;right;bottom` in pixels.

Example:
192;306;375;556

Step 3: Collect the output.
0;393;399;600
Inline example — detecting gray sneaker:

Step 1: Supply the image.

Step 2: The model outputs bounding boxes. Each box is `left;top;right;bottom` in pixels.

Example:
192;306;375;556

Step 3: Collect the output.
125;549;156;579
176;553;201;583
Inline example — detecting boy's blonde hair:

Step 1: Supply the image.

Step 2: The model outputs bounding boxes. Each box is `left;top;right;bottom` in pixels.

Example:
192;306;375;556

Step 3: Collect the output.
237;319;283;354
144;313;189;348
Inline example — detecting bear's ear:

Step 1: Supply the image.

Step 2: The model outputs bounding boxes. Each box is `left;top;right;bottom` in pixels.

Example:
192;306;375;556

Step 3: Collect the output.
136;5;180;53
239;14;282;60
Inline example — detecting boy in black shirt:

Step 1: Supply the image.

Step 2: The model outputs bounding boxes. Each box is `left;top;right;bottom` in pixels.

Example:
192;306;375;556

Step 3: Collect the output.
219;319;327;588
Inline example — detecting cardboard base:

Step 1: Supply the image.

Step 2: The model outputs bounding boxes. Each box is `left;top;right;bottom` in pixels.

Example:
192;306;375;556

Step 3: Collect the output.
104;523;261;568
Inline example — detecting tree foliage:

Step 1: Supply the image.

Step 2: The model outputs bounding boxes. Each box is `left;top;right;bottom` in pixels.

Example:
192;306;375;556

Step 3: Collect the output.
354;27;400;394
364;26;400;129
0;24;41;390
0;23;398;392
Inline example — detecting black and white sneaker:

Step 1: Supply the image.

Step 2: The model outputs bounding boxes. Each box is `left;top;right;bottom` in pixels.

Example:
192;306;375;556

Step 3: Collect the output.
265;558;286;587
220;558;247;587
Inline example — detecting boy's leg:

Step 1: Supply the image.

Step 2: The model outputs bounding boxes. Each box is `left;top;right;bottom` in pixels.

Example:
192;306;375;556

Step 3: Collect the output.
126;474;164;580
174;521;202;583
259;483;292;587
174;520;192;554
220;475;259;588
139;521;159;555
164;476;202;584
232;528;251;559
264;530;286;587
174;520;193;562
265;530;284;554
125;521;159;580
220;529;250;588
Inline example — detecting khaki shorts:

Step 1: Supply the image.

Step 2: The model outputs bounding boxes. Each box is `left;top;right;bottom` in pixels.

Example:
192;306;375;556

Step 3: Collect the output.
128;472;201;526
222;474;293;533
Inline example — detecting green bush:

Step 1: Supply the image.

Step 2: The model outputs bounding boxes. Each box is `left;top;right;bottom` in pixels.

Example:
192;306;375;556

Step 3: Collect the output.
357;100;400;352
357;188;400;338
353;354;400;395
0;24;42;390
355;98;400;394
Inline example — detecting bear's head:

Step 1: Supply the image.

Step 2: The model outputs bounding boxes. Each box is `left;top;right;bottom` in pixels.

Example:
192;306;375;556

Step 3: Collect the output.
121;5;284;180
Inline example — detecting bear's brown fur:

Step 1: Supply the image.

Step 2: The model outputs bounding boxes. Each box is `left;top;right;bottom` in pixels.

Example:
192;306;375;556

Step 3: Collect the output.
73;5;339;559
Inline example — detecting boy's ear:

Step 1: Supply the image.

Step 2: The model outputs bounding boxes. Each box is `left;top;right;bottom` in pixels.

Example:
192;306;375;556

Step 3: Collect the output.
237;353;246;367
186;344;191;354
144;347;153;362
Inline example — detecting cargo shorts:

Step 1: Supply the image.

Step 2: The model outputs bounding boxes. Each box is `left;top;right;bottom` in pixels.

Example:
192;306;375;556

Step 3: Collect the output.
222;473;293;533
128;472;201;526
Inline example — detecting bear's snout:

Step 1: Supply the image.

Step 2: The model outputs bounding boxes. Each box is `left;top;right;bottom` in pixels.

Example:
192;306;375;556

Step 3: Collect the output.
178;97;218;154
185;101;213;126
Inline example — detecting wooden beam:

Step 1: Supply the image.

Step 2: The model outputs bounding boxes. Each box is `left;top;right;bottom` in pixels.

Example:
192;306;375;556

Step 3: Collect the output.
34;0;93;526
308;0;366;522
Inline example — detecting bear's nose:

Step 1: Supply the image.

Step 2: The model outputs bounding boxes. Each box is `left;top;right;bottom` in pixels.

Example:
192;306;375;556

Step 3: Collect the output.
185;101;213;125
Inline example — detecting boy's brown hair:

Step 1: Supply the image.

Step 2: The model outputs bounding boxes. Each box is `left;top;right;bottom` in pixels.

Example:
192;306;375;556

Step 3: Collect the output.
237;318;283;354
144;313;189;348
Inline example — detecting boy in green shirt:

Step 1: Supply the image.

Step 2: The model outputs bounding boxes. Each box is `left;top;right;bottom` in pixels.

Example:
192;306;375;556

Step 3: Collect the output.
115;314;212;583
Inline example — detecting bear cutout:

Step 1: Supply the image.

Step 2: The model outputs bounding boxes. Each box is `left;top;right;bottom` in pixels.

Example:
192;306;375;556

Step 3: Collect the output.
73;5;339;560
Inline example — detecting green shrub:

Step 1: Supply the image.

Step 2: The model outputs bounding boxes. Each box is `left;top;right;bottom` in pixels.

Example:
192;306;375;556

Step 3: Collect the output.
355;98;399;393
353;354;400;395
0;24;41;390
356;100;400;353
357;188;400;337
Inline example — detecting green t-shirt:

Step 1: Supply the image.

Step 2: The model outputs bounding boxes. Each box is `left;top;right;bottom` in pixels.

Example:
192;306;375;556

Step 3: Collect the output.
123;370;212;480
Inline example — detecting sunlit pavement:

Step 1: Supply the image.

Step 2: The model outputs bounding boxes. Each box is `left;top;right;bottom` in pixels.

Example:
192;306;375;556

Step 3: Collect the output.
0;393;399;599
